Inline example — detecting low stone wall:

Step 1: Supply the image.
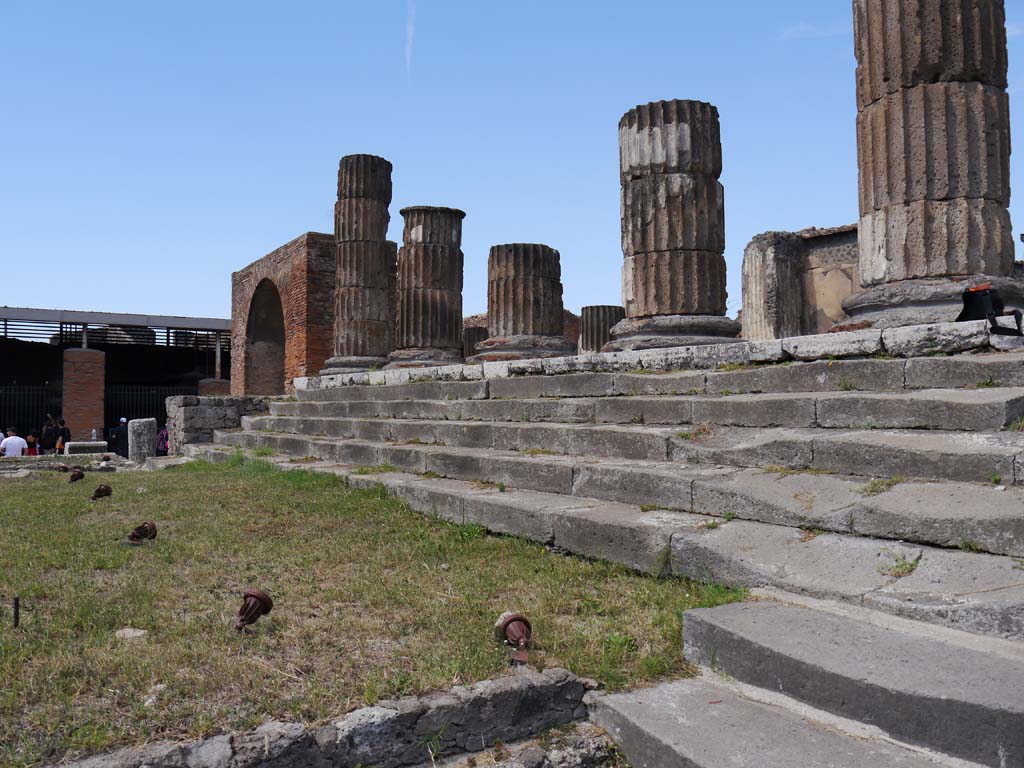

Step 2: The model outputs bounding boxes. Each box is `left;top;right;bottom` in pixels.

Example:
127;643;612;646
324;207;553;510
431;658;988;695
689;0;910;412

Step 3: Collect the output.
165;396;268;455
66;667;592;768
296;319;1023;393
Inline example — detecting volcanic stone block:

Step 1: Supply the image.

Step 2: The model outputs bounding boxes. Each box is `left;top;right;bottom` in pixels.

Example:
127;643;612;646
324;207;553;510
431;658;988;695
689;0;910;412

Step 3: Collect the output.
335;241;393;289
853;0;1008;110
857;82;1010;213
397;244;465;291
740;232;805;341
858;197;1014;285
335;198;390;243
128;418;157;463
463;326;488;358
331;286;390;359
621;173;725;255
400;206;465;246
581;305;625;353
619;100;723;180
469;244;575;362
337;154;393;203
394;287;463;350
622;251;727;317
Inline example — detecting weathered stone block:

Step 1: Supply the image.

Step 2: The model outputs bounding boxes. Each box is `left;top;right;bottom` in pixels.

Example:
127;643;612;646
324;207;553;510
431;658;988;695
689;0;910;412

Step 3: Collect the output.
782;328;883;360
127;418;157;463
881;320;990;357
334;198;390;242
619;99;722;180
622;251;728;317
337;153;393;203
399;206;466;246
621;173;725;255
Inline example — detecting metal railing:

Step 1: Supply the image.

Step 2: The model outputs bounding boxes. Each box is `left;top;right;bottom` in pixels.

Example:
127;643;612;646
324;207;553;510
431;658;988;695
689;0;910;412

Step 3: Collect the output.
0;318;229;350
104;385;197;429
0;384;63;437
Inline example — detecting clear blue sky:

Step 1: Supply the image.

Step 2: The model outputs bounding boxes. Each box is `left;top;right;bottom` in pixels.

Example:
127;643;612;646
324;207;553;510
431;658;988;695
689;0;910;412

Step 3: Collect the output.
4;1;1024;320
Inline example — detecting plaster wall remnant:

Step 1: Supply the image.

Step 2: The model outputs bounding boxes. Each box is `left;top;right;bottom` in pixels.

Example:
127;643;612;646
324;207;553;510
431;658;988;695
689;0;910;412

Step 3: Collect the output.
322;154;394;374
468;243;576;362
388;206;467;368
843;0;1020;328
580;305;626;353
608;99;740;350
742;225;859;340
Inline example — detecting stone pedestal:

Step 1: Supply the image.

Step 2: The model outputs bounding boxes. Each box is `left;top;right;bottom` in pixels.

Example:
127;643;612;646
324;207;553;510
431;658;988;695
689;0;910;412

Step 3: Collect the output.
388;207;466;368
322;154;394;374
843;0;1016;328
128;418;157;463
468;244;575;362
609;100;740;350
581;305;624;353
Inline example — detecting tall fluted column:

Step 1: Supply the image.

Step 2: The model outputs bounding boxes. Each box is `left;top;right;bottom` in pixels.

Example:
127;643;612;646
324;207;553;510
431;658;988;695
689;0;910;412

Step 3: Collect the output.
387;206;466;368
322;154;393;374
468;244;576;362
608;100;740;350
842;0;1017;327
580;305;625;353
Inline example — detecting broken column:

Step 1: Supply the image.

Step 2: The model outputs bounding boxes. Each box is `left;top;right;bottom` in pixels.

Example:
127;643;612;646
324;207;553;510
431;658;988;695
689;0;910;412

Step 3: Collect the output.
842;0;1017;327
468;244;575;362
128;418;157;463
322;154;393;374
388;206;466;368
580;305;625;353
608;100;740;350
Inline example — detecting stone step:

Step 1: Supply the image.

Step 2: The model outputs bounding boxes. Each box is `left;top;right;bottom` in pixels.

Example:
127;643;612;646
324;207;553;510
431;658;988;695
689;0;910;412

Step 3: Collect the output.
682;599;1024;766
237;414;1024;485
590;675;960;768
294;352;1024;403
216;429;1024;557
199;441;1024;640
271;388;1024;432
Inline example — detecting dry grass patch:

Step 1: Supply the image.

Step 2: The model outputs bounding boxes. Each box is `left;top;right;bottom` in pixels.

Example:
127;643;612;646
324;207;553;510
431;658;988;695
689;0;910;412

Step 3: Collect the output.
0;459;743;766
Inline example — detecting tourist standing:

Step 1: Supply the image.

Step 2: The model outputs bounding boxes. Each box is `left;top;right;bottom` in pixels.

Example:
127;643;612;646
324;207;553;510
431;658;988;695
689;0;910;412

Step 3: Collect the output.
111;417;129;458
0;427;29;457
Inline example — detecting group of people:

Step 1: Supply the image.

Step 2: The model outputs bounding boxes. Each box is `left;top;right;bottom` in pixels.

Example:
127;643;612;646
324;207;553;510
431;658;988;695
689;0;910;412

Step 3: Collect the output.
0;416;170;458
0;418;72;457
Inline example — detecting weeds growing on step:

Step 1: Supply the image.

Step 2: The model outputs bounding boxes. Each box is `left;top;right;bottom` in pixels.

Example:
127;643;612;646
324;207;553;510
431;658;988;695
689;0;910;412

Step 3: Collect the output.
858;476;905;496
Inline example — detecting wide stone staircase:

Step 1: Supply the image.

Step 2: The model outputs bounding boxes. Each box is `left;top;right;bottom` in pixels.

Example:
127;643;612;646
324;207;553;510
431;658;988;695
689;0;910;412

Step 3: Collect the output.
188;349;1024;766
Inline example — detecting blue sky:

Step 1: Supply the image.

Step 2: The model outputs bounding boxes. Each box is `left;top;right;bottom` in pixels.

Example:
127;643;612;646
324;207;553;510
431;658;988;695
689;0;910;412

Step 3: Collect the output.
3;0;1024;320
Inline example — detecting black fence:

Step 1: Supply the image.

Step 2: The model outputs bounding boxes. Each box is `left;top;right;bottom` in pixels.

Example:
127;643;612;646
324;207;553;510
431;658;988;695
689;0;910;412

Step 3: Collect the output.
104;385;197;430
0;384;63;437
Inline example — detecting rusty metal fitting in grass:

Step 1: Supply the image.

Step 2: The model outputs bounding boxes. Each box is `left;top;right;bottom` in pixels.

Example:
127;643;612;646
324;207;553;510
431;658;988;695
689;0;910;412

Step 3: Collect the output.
235;589;273;632
56;464;69;473
69;469;85;483
90;484;112;501
127;521;157;543
495;612;532;666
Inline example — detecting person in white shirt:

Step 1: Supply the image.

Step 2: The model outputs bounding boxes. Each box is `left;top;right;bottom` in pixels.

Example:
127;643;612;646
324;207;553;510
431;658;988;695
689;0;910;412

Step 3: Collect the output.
0;427;29;457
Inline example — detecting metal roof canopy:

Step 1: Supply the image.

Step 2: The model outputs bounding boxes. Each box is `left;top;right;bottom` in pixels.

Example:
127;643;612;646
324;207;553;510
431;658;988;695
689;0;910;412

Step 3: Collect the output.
0;306;230;331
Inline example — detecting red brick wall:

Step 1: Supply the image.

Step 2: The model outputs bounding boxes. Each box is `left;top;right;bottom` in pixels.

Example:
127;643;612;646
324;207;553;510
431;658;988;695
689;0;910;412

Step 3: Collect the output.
62;348;105;440
231;232;336;395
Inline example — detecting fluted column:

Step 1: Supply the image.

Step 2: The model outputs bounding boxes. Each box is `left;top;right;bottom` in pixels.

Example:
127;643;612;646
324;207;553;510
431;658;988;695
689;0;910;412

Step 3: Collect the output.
581;305;625;353
322;154;394;374
387;207;466;368
468;244;576;362
608;100;740;350
843;0;1018;327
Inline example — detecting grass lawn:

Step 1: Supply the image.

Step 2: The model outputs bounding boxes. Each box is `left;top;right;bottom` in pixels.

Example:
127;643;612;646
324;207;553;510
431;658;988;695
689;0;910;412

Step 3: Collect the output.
0;458;744;766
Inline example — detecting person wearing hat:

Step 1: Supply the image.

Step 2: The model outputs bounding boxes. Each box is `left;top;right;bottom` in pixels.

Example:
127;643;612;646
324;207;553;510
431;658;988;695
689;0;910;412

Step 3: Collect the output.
110;417;129;458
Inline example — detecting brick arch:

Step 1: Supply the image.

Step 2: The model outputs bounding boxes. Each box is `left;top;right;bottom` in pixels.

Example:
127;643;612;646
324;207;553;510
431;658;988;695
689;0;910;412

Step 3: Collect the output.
231;232;336;395
244;279;286;395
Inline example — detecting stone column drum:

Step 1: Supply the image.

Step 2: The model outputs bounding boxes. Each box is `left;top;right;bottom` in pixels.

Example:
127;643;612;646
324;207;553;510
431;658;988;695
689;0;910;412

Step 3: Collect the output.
322;154;394;374
608;100;740;350
388;207;467;368
468;244;576;362
579;305;625;353
842;0;1018;327
128;418;157;463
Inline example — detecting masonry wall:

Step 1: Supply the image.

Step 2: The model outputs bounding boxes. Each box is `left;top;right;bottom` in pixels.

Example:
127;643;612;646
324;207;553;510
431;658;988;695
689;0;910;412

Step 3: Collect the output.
62;348;105;440
742;225;859;340
231;232;336;395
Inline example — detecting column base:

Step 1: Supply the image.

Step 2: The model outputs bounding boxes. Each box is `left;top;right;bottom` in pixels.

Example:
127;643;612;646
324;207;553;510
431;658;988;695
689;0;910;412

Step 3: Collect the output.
320;355;390;375
839;275;1024;329
466;334;577;363
605;314;741;351
385;348;464;369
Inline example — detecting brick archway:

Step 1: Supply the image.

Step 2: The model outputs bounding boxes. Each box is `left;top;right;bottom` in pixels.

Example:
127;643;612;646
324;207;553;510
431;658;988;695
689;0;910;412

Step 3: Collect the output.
244;279;286;395
231;232;336;396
